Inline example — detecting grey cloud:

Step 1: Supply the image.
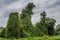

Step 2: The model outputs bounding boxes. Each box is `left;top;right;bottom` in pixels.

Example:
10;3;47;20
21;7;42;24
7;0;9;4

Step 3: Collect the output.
0;0;19;5
0;0;60;27
46;0;60;9
3;9;22;18
0;0;19;9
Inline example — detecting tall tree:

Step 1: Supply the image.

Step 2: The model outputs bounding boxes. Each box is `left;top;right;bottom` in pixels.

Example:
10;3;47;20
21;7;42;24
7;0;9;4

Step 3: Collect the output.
5;12;21;38
20;3;35;37
39;11;48;35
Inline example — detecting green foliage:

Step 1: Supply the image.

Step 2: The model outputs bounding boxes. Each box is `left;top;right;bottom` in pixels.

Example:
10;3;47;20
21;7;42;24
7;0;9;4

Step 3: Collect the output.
0;28;5;38
36;11;56;36
36;11;48;35
56;24;60;31
0;27;4;33
32;26;45;37
20;3;35;19
0;35;60;40
56;24;60;35
20;3;35;37
46;17;56;35
5;12;21;38
56;31;60;35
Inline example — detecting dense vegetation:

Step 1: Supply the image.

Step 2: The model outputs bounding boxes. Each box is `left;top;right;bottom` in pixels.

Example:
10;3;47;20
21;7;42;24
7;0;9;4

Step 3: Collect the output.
0;2;60;39
0;35;60;40
0;27;4;32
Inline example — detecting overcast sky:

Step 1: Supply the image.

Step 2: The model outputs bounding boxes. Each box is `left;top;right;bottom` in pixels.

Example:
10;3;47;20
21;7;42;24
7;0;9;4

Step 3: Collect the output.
0;0;60;27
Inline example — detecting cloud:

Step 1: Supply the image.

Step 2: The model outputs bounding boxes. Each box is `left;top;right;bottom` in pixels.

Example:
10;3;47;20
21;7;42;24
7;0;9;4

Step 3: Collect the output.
0;0;60;27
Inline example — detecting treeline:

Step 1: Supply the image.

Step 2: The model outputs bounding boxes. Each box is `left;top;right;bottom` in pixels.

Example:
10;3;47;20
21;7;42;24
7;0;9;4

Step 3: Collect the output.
0;3;60;38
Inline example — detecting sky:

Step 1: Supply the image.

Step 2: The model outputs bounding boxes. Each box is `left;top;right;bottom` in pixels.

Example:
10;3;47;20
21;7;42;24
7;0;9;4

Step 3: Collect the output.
0;0;60;27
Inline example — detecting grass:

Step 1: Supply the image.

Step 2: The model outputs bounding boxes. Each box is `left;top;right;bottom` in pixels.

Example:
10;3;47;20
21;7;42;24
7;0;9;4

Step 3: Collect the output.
0;35;60;40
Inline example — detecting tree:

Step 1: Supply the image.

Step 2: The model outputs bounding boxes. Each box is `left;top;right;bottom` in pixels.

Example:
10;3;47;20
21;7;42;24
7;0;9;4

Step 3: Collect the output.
46;17;56;35
0;28;5;38
20;3;35;37
38;11;48;35
5;12;21;38
36;11;56;36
